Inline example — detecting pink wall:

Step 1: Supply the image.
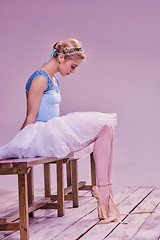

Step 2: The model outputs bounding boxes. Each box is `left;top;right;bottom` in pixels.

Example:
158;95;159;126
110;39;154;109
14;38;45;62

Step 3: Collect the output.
0;0;160;190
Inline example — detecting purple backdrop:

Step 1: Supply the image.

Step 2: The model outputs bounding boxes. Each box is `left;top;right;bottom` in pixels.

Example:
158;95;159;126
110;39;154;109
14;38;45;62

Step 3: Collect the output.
0;0;160;190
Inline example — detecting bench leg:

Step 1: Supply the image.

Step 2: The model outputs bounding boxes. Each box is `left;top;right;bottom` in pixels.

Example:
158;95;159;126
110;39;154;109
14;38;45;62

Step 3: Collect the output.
71;159;79;207
57;160;64;216
44;163;51;197
66;160;71;188
27;167;34;217
18;173;29;240
90;152;96;187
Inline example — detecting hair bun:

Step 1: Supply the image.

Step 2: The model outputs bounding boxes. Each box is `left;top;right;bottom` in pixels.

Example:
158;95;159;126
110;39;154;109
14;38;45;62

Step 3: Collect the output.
53;41;63;52
52;39;86;59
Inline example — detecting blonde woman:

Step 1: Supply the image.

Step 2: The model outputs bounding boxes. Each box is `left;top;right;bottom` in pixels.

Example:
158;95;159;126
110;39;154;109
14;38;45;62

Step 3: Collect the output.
0;39;121;224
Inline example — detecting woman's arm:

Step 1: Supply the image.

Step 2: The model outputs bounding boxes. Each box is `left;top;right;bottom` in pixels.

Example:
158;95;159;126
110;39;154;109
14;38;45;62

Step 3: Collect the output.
21;76;47;130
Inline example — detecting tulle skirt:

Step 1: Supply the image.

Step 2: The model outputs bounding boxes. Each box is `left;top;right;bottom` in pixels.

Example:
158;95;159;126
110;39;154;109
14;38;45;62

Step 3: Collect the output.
0;112;117;159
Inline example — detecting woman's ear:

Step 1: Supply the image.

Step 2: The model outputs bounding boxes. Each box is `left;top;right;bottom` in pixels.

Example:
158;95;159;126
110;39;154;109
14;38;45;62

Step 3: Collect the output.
58;54;65;64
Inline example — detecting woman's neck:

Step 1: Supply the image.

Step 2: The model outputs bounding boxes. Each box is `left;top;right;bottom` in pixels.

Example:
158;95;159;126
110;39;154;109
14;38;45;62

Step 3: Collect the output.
38;58;59;78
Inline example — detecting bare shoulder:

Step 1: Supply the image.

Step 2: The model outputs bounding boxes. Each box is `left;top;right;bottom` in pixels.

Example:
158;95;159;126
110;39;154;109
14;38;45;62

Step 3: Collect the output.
29;75;47;93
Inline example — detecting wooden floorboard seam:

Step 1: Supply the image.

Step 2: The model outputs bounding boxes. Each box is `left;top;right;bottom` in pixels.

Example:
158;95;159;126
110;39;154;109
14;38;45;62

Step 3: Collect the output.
53;208;98;240
130;201;160;240
51;198;97;239
78;187;156;240
102;187;156;239
57;187;139;240
1;187;159;240
75;221;98;240
119;187;155;220
2;191;93;239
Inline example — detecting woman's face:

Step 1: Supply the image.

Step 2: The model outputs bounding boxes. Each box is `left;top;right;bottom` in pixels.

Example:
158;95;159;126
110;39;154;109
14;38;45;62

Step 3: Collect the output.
58;56;82;77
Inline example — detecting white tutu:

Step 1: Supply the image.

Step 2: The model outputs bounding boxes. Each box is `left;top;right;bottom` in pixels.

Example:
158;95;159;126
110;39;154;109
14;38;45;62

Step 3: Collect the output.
0;112;117;159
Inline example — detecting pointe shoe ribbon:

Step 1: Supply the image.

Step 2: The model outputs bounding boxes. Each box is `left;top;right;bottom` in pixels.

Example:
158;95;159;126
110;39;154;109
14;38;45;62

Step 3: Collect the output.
91;185;124;224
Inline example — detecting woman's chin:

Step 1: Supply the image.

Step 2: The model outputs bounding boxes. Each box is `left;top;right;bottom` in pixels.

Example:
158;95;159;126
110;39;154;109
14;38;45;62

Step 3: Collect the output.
61;73;68;77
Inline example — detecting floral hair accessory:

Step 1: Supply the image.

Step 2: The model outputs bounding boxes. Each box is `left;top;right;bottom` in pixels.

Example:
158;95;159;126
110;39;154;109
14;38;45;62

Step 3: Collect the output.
43;48;83;65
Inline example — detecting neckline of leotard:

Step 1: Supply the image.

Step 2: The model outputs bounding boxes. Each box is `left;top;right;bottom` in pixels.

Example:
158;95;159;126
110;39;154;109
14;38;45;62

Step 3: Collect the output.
37;69;58;87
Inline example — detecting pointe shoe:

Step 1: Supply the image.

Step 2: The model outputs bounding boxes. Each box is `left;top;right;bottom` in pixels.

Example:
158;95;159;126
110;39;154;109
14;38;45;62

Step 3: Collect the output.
91;185;121;224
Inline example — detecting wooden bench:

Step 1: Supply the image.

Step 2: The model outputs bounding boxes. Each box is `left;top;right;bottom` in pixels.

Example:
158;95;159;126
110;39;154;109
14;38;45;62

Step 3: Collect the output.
0;153;96;240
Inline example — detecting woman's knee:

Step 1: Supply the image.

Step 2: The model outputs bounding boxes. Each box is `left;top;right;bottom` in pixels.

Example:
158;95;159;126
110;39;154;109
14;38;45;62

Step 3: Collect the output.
98;124;113;139
96;124;113;139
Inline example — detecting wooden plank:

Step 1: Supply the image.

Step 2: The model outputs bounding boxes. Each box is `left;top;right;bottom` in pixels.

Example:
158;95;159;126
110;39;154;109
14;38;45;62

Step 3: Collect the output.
30;196;97;240
130;188;160;240
0;223;20;231
50;158;69;164
0;168;27;175
0;210;19;224
0;218;7;224
90;152;96;187
71;159;79;207
44;163;51;197
28;197;51;212
132;204;160;240
56;160;64;217
28;187;137;240
4;187;157;240
0;197;50;225
32;190;89;218
0;161;26;169
0;189;58;239
27;167;34;217
40;203;58;209
18;173;29;240
80;186;154;240
0;201;18;218
0;157;69;169
79;185;92;190
64;195;73;200
105;187;159;239
0;157;52;166
3;190;91;239
65;181;86;195
66;160;71;188
0;189;91;240
0;190;98;239
50;182;86;201
78;182;86;189
52;187;138;240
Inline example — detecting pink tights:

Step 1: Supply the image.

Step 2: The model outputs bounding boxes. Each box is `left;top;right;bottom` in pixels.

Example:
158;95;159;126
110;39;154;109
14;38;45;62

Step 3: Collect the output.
93;124;114;207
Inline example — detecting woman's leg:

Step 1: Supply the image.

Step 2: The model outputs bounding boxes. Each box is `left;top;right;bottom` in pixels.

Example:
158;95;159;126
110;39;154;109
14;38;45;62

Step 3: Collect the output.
93;124;113;207
107;126;114;197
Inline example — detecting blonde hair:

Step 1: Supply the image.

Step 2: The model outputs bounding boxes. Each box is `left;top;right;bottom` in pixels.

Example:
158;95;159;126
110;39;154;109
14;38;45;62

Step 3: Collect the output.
53;38;86;60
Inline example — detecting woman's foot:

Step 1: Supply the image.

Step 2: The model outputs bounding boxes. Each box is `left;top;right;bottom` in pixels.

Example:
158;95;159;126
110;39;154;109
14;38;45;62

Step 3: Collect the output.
97;185;110;212
91;184;121;224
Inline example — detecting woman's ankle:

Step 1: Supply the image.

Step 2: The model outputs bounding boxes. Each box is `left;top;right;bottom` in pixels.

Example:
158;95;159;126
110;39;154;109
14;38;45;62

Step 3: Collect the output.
97;185;110;207
97;183;113;199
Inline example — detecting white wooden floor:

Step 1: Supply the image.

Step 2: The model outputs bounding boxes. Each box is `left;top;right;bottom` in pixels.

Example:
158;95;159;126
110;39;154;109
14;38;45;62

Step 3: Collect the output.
0;186;159;240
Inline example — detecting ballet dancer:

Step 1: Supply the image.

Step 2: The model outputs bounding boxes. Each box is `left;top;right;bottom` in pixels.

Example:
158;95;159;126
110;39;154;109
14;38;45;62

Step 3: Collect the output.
0;38;120;224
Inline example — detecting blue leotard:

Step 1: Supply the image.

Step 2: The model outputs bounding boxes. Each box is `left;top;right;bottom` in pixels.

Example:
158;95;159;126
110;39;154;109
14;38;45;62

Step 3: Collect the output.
25;69;61;122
